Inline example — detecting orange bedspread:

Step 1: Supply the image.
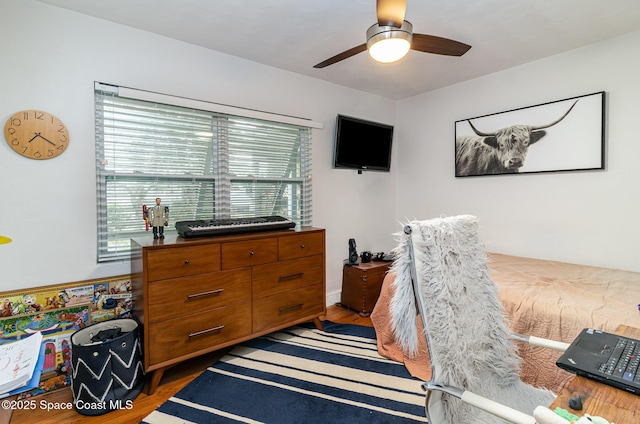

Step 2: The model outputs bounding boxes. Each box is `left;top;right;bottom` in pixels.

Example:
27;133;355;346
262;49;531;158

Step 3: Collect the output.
371;253;640;393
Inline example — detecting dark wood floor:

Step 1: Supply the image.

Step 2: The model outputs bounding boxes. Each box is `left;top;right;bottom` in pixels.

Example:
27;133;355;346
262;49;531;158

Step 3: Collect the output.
5;305;371;424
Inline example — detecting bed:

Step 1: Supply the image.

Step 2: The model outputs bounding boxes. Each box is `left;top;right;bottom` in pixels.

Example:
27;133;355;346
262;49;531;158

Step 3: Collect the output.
371;252;640;393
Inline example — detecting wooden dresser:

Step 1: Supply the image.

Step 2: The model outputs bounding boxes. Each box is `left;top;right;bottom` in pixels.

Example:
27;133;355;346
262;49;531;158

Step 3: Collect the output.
131;227;326;394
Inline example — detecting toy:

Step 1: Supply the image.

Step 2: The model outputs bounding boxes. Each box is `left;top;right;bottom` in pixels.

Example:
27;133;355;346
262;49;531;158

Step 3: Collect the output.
535;407;613;424
147;198;169;239
142;204;149;231
576;415;612;424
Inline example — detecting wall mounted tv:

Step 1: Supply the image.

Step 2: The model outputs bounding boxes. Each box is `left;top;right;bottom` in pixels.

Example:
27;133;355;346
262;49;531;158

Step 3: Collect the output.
333;115;393;172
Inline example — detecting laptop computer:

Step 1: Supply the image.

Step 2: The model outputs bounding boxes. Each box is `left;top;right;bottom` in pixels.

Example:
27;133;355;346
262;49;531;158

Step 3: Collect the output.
556;328;640;395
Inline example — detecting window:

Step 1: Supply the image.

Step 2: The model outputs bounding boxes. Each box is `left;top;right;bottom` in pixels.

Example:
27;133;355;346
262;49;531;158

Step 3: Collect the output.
95;84;313;262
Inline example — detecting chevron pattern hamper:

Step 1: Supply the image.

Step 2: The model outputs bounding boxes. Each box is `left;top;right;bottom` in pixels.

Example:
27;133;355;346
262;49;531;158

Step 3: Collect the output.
70;319;144;415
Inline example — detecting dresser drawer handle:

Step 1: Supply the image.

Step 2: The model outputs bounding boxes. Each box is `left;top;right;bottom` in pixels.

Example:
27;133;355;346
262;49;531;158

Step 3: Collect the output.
187;288;224;299
300;244;305;249
279;272;304;282
249;251;255;256
188;325;225;338
279;303;303;314
184;259;190;264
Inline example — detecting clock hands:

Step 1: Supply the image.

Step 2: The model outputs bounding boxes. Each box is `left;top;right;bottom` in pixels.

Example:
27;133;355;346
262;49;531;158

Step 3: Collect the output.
37;133;57;146
29;132;57;146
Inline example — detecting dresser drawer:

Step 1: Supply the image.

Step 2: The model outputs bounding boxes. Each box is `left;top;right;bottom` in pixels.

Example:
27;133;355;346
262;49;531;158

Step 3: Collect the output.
252;255;323;297
147;244;220;281
148;268;251;323
148;302;251;365
253;284;324;333
221;237;277;269
278;231;324;260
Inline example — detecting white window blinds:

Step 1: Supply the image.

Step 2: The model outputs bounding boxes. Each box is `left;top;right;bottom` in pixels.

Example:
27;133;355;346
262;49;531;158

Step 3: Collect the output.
95;84;313;262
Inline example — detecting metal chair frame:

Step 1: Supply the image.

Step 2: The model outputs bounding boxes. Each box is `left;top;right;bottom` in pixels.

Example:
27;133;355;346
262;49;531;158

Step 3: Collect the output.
403;224;570;424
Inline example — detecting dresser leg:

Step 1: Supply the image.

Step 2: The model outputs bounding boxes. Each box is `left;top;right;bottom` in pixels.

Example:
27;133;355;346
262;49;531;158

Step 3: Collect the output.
147;368;166;395
313;317;324;331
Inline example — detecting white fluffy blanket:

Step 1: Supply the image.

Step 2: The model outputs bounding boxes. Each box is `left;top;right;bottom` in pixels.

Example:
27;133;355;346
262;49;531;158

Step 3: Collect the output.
389;215;554;424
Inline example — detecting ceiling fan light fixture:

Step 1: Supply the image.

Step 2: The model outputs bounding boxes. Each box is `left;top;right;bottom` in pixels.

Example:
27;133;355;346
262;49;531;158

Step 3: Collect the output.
366;21;413;63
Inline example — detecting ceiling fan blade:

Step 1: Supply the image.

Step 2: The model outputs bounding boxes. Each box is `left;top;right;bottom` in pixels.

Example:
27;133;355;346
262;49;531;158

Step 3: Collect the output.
377;0;406;27
313;44;367;68
412;34;471;56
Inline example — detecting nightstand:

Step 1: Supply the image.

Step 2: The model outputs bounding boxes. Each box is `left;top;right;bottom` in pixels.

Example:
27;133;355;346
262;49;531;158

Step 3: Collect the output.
339;260;391;316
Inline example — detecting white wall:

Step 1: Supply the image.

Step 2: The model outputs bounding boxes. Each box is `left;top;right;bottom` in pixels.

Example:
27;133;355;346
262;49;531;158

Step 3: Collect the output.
0;0;399;299
396;29;640;272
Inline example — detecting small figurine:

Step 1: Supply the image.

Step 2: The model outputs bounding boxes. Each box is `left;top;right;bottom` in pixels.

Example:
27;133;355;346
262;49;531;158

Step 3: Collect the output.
142;205;149;231
148;198;169;239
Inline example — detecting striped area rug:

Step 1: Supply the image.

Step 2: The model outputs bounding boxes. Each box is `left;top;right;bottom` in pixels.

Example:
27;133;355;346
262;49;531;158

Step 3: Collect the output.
141;321;427;423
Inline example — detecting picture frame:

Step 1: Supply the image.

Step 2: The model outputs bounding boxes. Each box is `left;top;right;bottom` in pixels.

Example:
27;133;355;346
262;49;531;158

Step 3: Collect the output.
454;91;605;177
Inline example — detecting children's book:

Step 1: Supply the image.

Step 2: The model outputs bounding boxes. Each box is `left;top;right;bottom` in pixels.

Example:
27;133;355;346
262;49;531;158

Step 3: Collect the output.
0;332;43;395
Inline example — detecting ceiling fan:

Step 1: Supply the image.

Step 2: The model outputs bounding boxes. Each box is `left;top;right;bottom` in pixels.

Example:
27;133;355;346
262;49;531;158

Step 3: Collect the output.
313;0;471;68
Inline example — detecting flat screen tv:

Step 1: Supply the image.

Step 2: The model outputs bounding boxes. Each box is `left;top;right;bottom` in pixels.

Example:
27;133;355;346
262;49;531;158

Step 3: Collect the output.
333;115;393;172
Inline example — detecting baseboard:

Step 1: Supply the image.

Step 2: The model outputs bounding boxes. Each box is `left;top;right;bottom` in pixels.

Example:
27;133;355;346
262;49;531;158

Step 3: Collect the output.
326;289;341;307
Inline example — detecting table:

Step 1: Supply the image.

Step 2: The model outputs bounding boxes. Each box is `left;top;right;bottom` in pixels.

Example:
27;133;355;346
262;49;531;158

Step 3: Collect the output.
548;324;640;422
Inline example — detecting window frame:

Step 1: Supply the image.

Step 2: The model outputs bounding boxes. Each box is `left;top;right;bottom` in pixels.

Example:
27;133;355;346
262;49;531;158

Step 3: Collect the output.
95;83;316;262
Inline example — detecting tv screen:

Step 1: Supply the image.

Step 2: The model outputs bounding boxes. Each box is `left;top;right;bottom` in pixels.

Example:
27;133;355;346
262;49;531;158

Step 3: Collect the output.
333;115;393;172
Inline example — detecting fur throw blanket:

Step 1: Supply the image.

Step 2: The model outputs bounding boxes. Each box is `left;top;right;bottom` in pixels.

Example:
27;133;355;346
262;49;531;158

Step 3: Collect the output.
389;215;554;424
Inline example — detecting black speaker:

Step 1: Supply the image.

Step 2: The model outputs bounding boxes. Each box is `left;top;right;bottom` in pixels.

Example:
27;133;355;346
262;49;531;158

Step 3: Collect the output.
348;238;358;265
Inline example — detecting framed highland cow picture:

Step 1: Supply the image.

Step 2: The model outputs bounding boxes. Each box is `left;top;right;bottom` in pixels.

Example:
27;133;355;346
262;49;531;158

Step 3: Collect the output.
454;91;605;177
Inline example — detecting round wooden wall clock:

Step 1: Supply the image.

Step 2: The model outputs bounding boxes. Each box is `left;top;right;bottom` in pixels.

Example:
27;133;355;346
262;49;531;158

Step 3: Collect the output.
4;110;69;159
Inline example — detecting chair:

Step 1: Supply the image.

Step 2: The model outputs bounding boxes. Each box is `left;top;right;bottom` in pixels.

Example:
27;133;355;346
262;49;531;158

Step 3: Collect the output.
388;215;572;424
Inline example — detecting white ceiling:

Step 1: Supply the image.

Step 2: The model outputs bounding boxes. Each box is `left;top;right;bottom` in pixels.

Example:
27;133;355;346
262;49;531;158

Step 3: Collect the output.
38;0;640;100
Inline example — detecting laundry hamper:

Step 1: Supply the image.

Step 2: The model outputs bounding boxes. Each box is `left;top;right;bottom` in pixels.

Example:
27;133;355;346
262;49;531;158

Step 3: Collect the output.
70;318;144;415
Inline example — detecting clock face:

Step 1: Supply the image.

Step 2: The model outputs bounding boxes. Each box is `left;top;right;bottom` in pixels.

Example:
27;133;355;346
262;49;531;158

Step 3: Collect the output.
4;110;69;160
